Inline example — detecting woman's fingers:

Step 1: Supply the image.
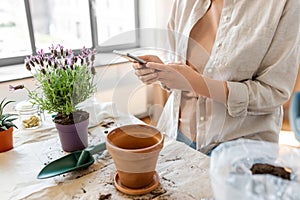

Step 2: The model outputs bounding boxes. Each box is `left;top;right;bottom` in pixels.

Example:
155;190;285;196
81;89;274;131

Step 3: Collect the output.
132;55;164;71
135;68;155;76
138;73;158;84
135;60;198;92
146;62;169;72
132;62;144;70
139;55;163;63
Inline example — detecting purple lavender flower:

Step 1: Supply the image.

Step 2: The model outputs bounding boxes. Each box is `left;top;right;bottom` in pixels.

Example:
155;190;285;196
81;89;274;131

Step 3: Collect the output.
67;57;74;66
54;61;58;69
91;67;96;75
68;49;73;57
9;85;24;91
40;59;44;67
49;44;60;58
54;49;58;58
27;56;34;67
59;60;64;68
90;49;96;64
41;68;46;75
49;44;59;53
32;56;38;64
29;60;35;67
59;45;64;56
47;57;52;66
78;54;84;65
26;62;31;71
25;56;30;63
49;44;55;51
81;46;89;57
8;85;14;91
37;49;44;57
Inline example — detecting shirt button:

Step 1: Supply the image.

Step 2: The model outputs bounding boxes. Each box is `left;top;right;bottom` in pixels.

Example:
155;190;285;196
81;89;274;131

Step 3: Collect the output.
200;116;205;121
223;16;230;22
217;42;222;47
213;59;218;65
207;68;213;73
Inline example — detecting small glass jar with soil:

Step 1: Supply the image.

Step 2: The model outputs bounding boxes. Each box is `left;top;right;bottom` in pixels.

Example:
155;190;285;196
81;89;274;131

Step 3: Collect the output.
15;101;43;129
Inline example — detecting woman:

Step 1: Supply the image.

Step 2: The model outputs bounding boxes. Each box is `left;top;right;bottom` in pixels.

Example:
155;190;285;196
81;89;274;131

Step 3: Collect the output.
133;0;300;154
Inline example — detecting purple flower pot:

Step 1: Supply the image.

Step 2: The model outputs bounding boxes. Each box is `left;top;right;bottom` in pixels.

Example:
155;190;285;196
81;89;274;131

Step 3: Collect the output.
55;118;89;152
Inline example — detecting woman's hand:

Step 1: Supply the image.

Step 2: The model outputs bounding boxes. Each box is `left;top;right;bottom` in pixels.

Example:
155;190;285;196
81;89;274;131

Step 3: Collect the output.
146;62;228;103
133;56;202;92
145;62;201;92
132;55;163;85
133;57;228;102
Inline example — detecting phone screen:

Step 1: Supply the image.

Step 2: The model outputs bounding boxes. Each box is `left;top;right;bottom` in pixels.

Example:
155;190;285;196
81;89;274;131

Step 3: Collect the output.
113;50;147;65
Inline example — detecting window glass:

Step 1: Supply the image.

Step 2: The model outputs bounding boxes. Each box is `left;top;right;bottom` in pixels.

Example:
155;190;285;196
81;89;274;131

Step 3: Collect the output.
95;0;136;46
30;0;92;51
0;0;31;58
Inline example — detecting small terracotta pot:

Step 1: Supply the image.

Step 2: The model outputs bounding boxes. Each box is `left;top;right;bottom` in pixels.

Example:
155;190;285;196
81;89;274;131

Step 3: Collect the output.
106;124;164;189
55;118;89;152
0;127;14;153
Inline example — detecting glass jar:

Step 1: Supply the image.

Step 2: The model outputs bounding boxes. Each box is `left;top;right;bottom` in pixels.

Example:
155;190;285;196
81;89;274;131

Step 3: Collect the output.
15;101;43;129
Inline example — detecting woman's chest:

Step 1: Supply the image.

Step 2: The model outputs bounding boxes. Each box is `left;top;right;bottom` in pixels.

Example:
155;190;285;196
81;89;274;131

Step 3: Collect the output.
173;0;285;80
187;0;223;72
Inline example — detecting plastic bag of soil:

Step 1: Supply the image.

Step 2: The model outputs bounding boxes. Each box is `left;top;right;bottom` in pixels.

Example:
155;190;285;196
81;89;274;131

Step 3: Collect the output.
210;139;300;200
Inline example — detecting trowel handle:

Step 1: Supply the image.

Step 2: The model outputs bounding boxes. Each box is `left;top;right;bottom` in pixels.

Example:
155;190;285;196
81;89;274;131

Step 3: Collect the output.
86;142;107;155
77;142;106;166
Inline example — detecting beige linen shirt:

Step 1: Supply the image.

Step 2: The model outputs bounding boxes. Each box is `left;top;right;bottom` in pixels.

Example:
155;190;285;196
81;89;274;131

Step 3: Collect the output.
157;0;300;154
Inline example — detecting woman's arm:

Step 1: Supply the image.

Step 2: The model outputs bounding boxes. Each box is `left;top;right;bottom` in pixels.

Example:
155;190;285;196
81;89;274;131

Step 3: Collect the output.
226;0;300;117
143;62;228;103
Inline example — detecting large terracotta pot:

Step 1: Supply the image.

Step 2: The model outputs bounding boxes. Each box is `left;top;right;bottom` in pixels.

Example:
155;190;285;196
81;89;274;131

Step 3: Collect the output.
0;127;13;153
106;124;164;189
55;118;89;152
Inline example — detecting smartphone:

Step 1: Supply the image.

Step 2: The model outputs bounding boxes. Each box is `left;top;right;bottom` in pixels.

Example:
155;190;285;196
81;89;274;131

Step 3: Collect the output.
113;50;147;65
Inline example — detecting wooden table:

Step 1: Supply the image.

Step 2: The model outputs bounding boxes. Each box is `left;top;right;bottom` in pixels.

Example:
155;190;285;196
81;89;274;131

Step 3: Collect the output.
0;110;213;200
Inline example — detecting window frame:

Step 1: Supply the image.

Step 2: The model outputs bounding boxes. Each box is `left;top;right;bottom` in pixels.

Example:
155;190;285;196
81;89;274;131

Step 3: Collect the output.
0;0;140;67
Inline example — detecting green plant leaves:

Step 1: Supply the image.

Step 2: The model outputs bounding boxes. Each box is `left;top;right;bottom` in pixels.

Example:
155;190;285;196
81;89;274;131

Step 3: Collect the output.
0;99;17;131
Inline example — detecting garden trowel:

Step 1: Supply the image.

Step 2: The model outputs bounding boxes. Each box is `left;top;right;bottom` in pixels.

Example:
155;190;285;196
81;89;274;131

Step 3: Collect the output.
37;142;106;179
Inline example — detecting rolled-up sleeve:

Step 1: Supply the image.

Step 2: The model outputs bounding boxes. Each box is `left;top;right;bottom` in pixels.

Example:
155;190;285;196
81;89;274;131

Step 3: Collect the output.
226;81;249;117
226;0;300;117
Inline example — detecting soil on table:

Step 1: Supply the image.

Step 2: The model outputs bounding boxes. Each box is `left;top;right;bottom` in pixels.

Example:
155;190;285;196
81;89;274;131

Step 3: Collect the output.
250;163;291;180
54;110;89;125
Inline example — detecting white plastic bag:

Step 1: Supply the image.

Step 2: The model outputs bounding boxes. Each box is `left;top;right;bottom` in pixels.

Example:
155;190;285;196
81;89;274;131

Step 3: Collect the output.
77;97;118;127
210;139;300;200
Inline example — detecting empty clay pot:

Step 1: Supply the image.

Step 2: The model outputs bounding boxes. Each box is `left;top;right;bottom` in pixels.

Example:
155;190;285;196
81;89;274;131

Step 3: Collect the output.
106;124;164;189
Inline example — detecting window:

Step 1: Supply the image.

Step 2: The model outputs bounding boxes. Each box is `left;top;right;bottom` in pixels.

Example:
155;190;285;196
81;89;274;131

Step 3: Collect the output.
30;0;92;51
0;0;139;67
0;0;31;59
95;0;137;48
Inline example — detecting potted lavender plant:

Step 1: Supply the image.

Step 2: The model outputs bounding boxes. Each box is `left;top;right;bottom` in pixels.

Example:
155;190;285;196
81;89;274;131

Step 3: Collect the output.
24;45;97;152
